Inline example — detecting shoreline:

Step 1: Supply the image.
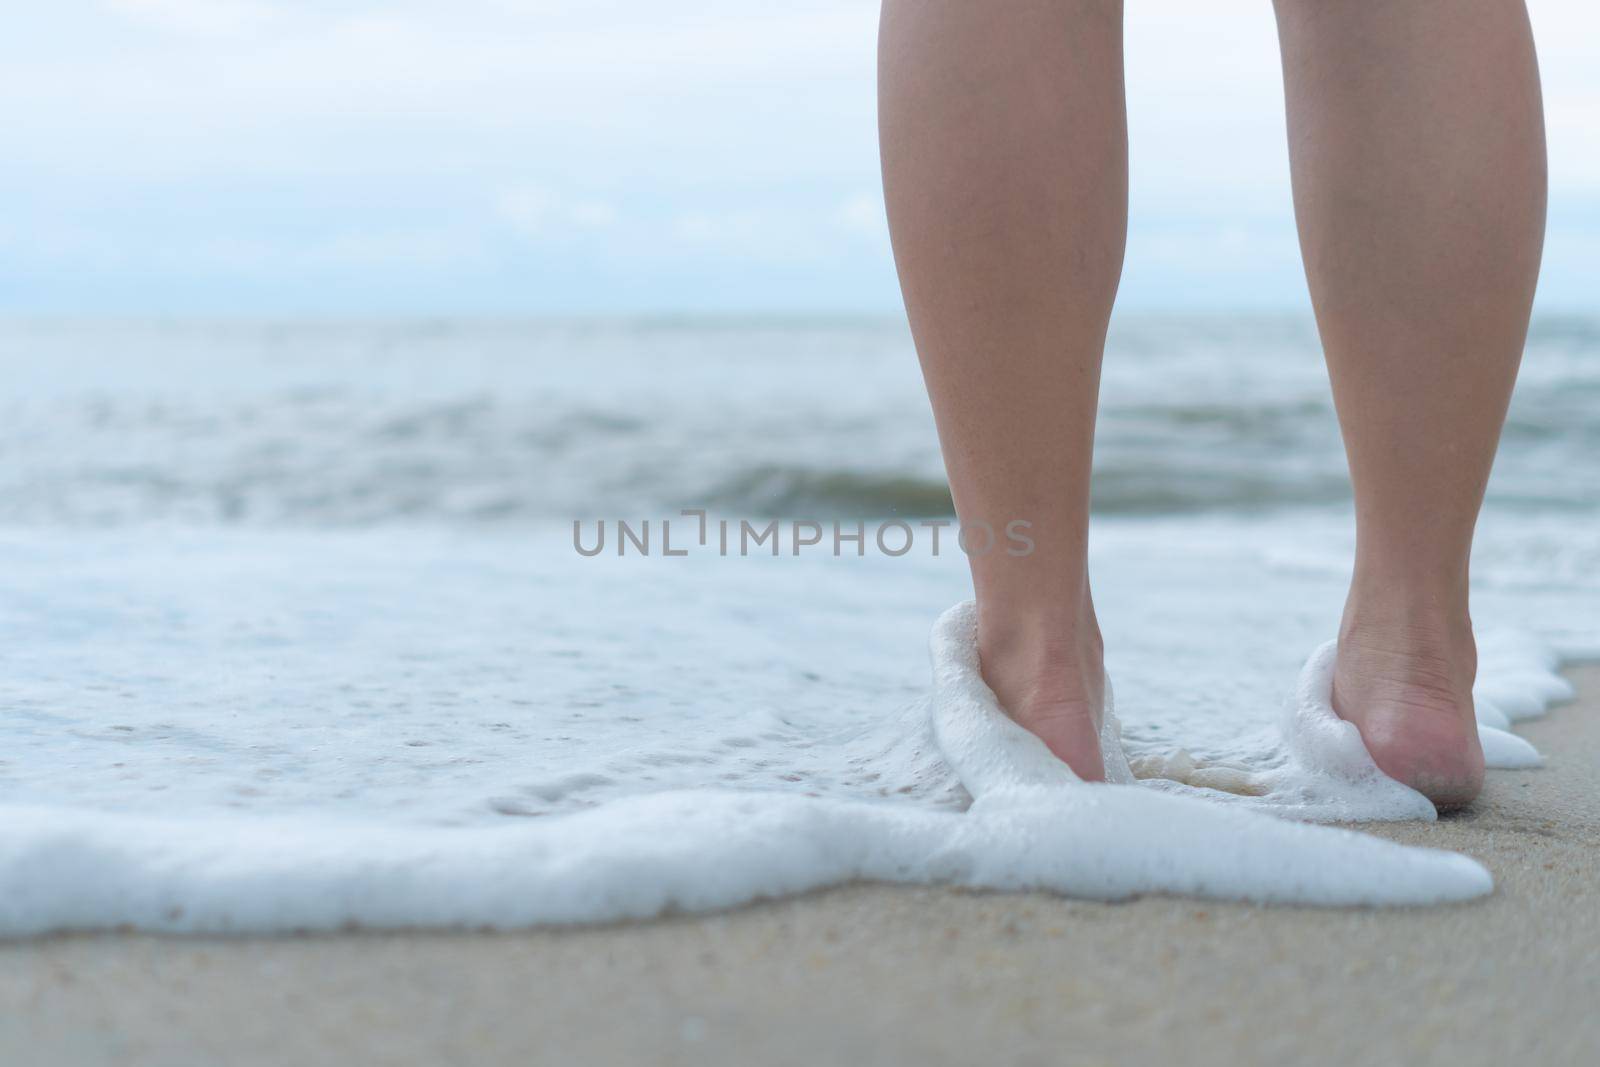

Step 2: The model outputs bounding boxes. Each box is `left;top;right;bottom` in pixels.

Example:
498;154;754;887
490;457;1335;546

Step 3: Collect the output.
2;665;1595;1066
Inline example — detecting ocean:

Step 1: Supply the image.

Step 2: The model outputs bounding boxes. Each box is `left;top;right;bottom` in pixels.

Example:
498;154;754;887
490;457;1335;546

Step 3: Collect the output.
0;316;1595;931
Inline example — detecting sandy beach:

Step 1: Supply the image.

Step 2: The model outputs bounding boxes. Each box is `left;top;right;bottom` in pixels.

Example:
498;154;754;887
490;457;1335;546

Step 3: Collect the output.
0;665;1590;1066
6;0;1597;1059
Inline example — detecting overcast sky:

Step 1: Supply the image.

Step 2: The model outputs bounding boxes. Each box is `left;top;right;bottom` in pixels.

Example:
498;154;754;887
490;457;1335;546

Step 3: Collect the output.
2;0;1596;315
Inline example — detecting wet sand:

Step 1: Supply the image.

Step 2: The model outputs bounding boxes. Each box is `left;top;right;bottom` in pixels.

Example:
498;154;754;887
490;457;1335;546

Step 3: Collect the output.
2;665;1595;1067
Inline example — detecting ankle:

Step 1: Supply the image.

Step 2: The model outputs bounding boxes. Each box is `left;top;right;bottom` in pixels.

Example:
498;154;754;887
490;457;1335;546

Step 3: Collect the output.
1338;588;1476;694
975;591;1104;705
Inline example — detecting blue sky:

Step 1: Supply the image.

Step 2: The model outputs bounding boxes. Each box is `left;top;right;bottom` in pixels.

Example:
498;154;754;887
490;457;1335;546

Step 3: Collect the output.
3;0;1597;315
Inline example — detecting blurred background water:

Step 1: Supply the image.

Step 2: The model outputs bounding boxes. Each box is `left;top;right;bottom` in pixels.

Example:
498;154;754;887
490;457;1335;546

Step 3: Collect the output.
3;315;1595;528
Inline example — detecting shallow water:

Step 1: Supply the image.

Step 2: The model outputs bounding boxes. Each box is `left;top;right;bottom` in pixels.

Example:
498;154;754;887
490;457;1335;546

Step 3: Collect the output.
0;318;1595;931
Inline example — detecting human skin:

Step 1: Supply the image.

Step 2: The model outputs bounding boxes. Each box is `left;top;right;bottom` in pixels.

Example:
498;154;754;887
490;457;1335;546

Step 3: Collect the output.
1274;0;1546;807
878;0;1545;806
879;0;1126;780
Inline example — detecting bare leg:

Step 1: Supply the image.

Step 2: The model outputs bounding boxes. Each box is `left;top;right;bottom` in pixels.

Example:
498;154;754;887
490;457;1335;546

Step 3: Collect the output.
1274;0;1546;807
879;1;1126;779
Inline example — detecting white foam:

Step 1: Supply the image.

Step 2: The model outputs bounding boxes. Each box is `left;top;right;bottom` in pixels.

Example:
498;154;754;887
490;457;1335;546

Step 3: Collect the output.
0;519;1586;934
1264;640;1442;819
921;603;1488;906
1117;634;1553;804
1478;725;1546;769
1476;672;1576;722
1273;636;1546;773
926;602;1134;792
0;596;1507;937
1122;639;1440;823
1475;698;1513;731
0;784;1490;938
1270;640;1546;792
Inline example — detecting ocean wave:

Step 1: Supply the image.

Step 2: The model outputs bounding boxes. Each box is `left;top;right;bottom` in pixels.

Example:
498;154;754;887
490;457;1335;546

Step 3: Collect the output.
0;318;1595;527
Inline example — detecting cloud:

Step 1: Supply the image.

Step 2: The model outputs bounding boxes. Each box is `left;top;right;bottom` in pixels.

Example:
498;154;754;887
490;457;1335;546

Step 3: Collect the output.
1;1;1596;312
498;188;619;237
671;209;765;246
104;0;282;37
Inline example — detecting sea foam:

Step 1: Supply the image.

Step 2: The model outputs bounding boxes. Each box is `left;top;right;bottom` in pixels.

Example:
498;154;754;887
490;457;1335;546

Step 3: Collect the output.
2;585;1567;935
0;780;1493;938
0;516;1585;935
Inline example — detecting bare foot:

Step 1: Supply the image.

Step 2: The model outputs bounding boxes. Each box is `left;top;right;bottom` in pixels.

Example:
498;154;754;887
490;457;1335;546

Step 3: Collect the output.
1332;601;1484;810
976;599;1106;781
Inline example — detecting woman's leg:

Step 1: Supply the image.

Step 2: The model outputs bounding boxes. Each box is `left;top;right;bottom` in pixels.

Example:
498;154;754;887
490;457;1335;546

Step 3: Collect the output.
1273;0;1547;806
879;0;1127;779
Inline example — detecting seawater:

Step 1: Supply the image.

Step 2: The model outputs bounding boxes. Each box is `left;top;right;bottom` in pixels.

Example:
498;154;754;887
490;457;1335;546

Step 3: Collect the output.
0;318;1595;933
